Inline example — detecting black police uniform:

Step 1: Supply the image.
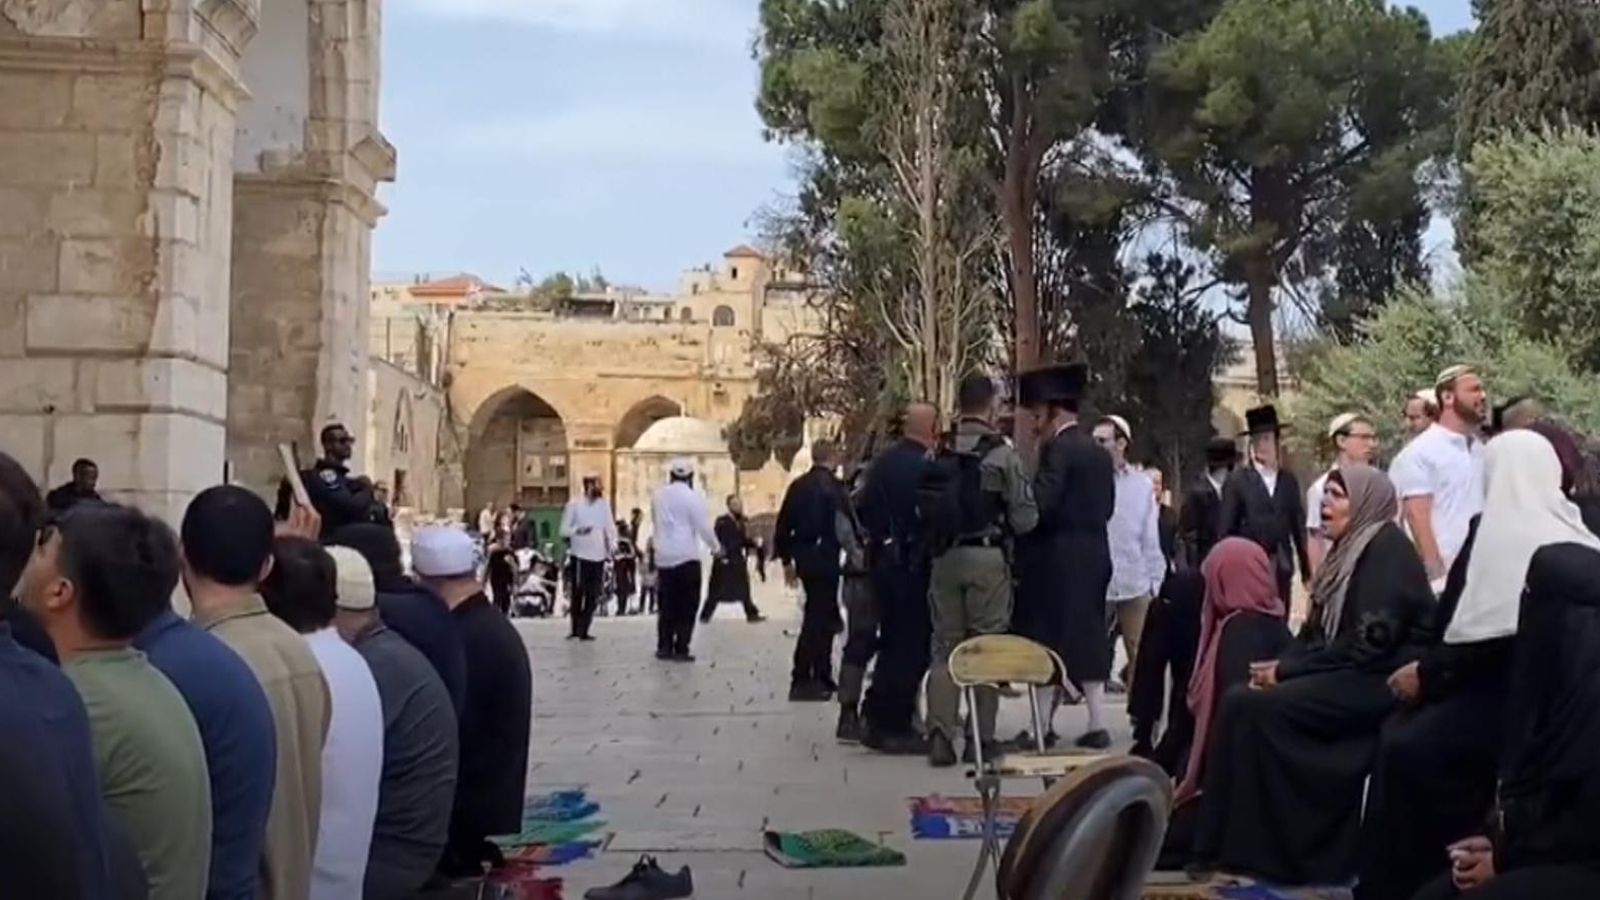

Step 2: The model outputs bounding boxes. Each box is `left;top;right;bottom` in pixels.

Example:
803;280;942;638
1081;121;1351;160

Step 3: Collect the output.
275;459;381;540
858;437;935;740
773;464;847;691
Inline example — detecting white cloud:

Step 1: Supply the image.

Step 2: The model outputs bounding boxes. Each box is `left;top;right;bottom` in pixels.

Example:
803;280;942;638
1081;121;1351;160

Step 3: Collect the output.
398;0;755;48
439;101;785;169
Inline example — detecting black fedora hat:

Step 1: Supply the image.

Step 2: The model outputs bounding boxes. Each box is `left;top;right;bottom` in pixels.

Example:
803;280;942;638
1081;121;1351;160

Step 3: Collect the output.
1205;436;1240;466
1245;405;1284;436
1018;363;1088;407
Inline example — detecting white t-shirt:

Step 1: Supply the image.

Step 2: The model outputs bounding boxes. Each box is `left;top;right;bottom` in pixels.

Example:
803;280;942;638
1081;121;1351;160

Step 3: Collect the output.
1389;423;1486;572
306;628;383;900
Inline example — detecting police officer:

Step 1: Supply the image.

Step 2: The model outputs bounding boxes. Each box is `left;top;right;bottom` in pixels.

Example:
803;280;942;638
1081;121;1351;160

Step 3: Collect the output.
275;422;384;540
925;375;1038;767
858;403;938;755
773;441;847;701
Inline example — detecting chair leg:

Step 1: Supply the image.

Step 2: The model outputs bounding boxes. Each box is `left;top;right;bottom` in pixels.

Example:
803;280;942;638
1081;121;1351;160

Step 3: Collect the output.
963;773;1002;900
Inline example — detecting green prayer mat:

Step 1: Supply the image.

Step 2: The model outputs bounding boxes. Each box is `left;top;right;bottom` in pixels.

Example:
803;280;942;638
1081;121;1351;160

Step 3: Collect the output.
762;829;906;869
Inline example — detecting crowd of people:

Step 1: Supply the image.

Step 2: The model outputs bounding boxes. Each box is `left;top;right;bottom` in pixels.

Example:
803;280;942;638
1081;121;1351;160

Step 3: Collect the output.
763;361;1600;898
0;421;533;899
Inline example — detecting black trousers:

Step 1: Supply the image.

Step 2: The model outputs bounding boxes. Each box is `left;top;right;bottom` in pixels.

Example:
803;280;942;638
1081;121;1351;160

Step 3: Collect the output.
700;592;760;622
488;558;515;616
656;561;701;656
791;561;841;686
864;560;930;736
568;558;604;637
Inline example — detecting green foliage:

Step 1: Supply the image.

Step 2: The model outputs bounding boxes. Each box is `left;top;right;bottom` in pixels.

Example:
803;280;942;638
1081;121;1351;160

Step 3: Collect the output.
1468;126;1600;371
1142;0;1456;393
1457;0;1600;150
1290;282;1600;456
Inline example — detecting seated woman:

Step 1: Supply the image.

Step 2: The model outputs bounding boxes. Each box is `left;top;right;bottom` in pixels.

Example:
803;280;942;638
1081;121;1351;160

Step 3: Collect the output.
1411;542;1600;899
1190;465;1434;885
1155;538;1289;868
1359;427;1600;900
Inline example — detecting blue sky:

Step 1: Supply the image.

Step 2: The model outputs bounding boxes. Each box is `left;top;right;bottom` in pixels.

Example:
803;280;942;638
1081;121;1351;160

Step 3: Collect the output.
372;0;1476;292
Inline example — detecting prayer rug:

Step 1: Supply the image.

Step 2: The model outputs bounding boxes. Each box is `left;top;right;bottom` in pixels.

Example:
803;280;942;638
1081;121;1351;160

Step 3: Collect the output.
484;861;566;900
908;794;1036;840
488;789;606;868
762;829;907;868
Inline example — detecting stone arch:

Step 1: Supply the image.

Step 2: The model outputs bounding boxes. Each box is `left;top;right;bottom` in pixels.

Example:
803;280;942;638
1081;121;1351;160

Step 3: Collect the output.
712;305;736;327
464;387;570;513
615;396;684;451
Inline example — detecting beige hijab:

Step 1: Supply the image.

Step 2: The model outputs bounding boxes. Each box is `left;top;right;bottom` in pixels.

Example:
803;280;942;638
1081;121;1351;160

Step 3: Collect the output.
1308;464;1396;638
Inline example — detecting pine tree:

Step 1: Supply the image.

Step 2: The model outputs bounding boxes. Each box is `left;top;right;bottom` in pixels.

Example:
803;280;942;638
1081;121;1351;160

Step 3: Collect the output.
1458;0;1600;149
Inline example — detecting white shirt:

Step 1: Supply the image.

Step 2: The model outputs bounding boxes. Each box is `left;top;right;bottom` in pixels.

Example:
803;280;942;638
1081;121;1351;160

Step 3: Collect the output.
306;628;383;900
477;508;494;535
1389;423;1486;572
1306;470;1331;534
651;481;720;569
1254;462;1278;498
1107;467;1166;602
561;497;617;562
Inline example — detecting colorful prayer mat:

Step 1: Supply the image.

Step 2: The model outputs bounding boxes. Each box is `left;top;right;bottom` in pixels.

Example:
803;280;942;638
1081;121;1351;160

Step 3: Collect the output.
762;829;907;868
908;794;1036;840
488;789;606;868
485;860;565;900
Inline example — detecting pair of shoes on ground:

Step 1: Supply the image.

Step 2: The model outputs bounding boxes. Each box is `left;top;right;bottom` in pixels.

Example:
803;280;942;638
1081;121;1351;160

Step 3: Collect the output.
788;682;832;702
585;855;693;900
566;634;597;642
1009;728;1110;751
653;650;696;663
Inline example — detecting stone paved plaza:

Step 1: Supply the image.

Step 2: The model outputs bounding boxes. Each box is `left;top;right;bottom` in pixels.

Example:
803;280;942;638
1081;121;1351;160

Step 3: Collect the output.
520;578;1134;900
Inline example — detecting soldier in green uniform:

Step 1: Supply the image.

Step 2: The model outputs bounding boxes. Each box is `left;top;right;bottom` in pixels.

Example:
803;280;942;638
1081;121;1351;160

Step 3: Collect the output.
924;374;1039;767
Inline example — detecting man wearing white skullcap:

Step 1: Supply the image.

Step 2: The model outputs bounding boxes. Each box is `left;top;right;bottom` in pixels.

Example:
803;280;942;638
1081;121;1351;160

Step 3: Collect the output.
330;547;460;899
650;459;721;662
1304;413;1380;577
409;526;531;877
1091;414;1163;701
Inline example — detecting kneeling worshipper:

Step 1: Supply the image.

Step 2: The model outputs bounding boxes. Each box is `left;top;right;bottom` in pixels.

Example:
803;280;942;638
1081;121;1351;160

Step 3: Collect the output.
1190;465;1435;886
1409;542;1600;899
1358;427;1600;900
1155;538;1289;868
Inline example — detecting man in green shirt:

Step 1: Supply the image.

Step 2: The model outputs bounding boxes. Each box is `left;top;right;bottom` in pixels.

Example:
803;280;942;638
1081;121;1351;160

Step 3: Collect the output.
18;503;213;900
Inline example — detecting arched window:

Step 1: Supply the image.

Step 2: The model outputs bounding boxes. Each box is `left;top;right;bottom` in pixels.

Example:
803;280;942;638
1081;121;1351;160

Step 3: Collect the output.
680;307;693;322
712;305;735;327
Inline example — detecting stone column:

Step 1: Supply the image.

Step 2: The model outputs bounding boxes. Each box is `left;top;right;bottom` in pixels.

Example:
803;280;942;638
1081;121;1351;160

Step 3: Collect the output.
225;0;393;495
0;0;255;525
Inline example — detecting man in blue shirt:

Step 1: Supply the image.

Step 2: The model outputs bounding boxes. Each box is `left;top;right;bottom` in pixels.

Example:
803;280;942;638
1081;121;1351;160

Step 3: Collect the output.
0;451;115;899
136;607;278;900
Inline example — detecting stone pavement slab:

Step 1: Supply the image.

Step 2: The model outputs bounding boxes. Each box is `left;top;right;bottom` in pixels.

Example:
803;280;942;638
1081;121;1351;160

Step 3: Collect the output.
520;580;1136;899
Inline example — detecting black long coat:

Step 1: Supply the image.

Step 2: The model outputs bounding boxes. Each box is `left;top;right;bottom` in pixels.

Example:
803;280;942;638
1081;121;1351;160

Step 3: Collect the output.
449;593;532;840
1015;422;1116;684
1218;466;1310;602
1177;476;1226;570
706;514;754;605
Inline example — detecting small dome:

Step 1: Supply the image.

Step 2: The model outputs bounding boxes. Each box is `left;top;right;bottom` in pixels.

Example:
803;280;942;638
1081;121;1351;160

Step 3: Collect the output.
632;416;728;455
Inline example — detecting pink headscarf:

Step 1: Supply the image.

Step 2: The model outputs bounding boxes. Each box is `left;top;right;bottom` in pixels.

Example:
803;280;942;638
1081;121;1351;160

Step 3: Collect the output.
1175;538;1287;803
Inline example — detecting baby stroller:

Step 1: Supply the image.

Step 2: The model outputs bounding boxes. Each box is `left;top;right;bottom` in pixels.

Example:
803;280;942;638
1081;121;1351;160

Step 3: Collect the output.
510;547;559;618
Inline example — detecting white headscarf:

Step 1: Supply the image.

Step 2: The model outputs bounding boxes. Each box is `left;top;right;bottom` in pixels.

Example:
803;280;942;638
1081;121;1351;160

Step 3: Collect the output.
1444;430;1600;644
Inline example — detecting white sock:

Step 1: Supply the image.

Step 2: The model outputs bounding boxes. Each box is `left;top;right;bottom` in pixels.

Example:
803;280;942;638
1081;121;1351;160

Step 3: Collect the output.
1084;681;1106;733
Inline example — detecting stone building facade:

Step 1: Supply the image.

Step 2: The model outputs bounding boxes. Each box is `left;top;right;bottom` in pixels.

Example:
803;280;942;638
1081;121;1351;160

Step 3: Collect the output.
369;248;821;522
0;0;393;523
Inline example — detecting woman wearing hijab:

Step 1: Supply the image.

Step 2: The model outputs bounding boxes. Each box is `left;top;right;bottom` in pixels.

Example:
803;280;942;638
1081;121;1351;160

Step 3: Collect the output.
1155;538;1289;868
1358;429;1600;900
1191;465;1435;885
1410;542;1600;899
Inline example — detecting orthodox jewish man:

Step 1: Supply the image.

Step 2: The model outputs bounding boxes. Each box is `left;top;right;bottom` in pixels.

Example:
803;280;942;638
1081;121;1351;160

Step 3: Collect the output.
1218;406;1310;604
1013;363;1117;749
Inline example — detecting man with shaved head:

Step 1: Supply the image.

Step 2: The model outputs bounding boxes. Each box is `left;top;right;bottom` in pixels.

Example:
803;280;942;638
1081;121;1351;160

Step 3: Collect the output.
855;401;940;754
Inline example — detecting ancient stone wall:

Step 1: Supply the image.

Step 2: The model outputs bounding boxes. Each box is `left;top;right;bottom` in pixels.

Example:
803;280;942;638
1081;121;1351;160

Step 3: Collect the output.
364;357;451;514
0;0;255;525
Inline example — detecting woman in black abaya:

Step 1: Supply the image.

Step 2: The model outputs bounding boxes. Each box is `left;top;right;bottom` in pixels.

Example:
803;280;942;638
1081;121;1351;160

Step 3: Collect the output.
1191;465;1434;885
1410;542;1600;899
1358;426;1600;900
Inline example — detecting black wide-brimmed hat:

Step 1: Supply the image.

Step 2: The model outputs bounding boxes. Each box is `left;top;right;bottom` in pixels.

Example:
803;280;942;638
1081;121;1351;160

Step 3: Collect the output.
1018;363;1088;407
1205;436;1240;466
1245;404;1284;436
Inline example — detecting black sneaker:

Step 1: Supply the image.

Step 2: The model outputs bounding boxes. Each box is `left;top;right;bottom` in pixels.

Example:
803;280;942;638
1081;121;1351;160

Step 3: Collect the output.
1076;729;1112;750
654;650;672;661
928;732;958;768
579;634;597;642
835;706;861;744
789;682;830;702
584;855;694;900
671;652;696;663
1011;729;1061;751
